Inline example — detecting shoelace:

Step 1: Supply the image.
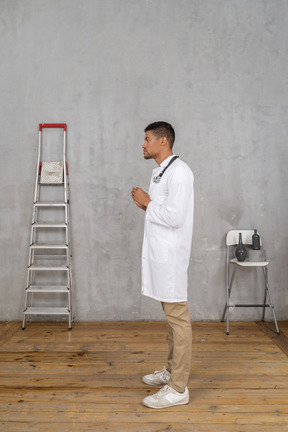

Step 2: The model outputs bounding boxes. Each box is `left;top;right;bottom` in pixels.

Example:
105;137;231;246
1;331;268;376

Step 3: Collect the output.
154;366;168;376
158;385;176;395
162;369;170;380
154;367;170;381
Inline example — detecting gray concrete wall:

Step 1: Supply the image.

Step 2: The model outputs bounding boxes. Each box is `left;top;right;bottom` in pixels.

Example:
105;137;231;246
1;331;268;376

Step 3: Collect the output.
1;0;288;322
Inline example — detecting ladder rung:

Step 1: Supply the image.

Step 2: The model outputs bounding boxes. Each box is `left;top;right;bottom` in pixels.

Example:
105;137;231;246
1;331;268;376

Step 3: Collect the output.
28;256;68;260
23;307;70;315
26;285;69;293
30;244;68;249
39;182;64;186
34;201;67;207
32;222;67;228
32;255;67;260
28;264;69;271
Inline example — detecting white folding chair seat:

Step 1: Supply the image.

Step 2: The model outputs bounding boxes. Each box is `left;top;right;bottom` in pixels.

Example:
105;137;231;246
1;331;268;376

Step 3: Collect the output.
221;230;280;335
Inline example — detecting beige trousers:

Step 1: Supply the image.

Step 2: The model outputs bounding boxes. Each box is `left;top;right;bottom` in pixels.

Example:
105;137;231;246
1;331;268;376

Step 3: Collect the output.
161;301;192;393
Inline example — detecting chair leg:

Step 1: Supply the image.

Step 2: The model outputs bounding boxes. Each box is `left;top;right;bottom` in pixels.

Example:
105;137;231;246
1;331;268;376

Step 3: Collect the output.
262;268;268;322
221;303;227;322
262;267;280;335
222;267;236;335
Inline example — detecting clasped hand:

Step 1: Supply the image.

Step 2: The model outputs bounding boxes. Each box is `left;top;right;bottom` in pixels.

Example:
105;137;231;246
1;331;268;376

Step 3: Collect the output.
131;187;151;211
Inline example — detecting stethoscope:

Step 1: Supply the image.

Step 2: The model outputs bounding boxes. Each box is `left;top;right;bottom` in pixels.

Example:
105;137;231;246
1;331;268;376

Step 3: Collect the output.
152;156;179;183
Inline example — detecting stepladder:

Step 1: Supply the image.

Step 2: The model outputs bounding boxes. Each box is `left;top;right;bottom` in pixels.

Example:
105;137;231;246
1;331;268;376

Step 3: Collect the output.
22;124;73;330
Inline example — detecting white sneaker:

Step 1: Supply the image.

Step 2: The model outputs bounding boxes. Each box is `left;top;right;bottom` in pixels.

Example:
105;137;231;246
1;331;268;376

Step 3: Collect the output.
142;367;170;386
143;385;189;409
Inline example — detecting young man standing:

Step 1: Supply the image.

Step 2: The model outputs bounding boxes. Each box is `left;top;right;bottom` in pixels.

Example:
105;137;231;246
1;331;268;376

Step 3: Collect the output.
131;121;194;409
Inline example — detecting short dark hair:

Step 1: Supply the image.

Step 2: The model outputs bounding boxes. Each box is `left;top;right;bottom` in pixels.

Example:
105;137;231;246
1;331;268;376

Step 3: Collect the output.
145;121;175;149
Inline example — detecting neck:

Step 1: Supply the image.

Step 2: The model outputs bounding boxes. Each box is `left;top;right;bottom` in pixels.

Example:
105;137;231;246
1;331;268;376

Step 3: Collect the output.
155;150;173;166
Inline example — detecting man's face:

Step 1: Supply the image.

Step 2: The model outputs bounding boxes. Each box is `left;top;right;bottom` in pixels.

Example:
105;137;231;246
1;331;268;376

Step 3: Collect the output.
142;130;162;160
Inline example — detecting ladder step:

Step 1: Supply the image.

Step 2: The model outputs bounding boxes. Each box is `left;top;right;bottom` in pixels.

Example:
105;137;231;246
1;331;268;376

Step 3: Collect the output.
32;255;68;259
32;222;67;228
26;285;69;293
23;307;70;316
34;201;67;207
39;182;64;186
30;243;68;249
28;264;69;271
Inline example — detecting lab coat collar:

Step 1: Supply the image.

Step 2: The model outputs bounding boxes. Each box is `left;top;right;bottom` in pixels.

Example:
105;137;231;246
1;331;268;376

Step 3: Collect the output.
159;154;175;168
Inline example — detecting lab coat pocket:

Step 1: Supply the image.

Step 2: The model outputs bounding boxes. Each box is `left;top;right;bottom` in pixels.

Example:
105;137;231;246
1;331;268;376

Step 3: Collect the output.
149;236;169;263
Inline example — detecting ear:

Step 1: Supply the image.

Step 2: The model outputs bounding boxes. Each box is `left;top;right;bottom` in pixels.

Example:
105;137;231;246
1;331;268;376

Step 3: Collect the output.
161;136;168;147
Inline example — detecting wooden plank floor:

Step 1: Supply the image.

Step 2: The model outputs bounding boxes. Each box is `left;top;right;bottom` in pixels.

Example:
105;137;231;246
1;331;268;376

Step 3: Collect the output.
0;321;288;432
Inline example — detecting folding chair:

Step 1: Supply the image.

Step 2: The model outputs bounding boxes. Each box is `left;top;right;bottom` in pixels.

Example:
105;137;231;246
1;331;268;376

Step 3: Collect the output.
221;230;280;335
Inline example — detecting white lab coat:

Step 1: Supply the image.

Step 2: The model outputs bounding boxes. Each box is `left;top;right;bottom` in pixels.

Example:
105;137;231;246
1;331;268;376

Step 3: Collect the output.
142;155;194;302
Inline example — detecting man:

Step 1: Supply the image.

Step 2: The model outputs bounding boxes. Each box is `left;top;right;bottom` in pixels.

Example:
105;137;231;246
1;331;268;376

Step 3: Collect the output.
131;121;194;409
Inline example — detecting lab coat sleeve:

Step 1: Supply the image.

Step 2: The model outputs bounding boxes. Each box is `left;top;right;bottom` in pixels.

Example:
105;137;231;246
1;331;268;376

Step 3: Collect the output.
145;167;193;229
